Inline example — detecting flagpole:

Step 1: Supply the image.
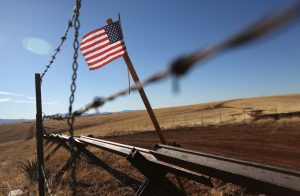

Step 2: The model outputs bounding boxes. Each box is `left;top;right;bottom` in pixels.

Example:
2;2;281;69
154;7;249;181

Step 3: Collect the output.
106;18;187;195
122;28;189;196
106;18;166;144
124;53;167;142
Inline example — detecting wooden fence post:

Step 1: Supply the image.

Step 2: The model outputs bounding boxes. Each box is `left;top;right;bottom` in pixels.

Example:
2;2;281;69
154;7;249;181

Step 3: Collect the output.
35;73;45;196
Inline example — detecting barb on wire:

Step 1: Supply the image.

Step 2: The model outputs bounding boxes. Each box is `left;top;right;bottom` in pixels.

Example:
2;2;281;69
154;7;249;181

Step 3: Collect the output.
71;2;300;117
169;2;300;77
40;6;77;83
43;114;67;121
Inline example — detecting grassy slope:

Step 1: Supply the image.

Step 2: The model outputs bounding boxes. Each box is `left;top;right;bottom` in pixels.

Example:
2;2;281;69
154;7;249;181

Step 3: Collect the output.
2;94;299;142
0;94;299;195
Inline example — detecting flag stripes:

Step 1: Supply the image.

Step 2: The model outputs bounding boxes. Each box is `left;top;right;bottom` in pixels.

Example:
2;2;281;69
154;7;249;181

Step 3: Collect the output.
80;21;126;70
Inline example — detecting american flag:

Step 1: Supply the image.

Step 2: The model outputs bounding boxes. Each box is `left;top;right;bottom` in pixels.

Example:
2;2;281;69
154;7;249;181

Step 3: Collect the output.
80;21;126;70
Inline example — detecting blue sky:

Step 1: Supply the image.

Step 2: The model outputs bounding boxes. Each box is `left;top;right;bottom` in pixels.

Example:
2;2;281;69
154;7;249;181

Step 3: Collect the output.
0;0;299;119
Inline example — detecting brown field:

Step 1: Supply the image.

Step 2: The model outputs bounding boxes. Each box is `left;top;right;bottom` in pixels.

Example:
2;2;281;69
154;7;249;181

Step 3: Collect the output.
0;94;300;195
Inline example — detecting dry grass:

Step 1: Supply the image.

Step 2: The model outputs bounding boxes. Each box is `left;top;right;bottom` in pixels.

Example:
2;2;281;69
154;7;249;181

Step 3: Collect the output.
41;94;300;137
0;94;299;195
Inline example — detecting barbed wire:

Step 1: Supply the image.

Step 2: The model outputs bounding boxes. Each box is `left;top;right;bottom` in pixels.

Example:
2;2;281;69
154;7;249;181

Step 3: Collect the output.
67;0;81;195
43;114;67;121
40;5;77;83
70;2;300;118
37;2;300;195
44;126;66;133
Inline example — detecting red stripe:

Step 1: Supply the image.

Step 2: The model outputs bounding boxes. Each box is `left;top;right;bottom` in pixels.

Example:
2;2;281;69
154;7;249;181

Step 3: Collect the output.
80;31;107;46
80;37;109;51
81;42;110;56
89;53;125;70
85;42;125;61
81;40;124;56
87;47;126;66
82;27;104;40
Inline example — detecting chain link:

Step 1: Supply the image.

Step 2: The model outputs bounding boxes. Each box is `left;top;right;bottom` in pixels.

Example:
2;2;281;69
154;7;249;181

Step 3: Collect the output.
68;0;81;138
67;0;81;195
39;1;299;195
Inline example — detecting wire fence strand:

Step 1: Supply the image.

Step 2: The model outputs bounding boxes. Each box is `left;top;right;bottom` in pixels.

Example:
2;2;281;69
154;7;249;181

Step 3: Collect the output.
40;5;77;83
37;1;300;195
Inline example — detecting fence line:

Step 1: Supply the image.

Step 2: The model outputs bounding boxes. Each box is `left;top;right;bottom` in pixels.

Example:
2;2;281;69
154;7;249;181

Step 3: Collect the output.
36;1;300;195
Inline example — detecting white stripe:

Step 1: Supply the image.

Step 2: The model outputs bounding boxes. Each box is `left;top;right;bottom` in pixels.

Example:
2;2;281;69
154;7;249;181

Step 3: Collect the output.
87;45;124;63
89;51;125;69
80;34;107;48
84;41;123;59
81;29;105;43
81;40;110;54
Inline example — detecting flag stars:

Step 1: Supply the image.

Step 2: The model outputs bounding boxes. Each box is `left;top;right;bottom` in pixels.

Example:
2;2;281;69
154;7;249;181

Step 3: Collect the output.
104;21;123;44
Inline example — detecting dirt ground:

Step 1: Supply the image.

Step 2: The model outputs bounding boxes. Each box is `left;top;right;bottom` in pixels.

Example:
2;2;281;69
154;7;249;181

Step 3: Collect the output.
0;120;299;195
106;121;300;170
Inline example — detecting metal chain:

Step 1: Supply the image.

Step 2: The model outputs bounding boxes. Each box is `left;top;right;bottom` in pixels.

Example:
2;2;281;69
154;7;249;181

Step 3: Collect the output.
68;0;81;137
40;7;76;83
67;0;81;195
70;2;300;117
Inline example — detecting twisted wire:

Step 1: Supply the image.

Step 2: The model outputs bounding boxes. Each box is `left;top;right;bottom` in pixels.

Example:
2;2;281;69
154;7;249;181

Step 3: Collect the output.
40;5;77;83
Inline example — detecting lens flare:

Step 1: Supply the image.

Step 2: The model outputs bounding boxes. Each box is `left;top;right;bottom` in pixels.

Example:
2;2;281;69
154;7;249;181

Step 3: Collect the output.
22;37;52;55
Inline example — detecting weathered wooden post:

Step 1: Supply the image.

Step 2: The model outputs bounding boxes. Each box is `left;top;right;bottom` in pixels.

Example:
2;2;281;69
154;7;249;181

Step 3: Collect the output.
35;73;45;196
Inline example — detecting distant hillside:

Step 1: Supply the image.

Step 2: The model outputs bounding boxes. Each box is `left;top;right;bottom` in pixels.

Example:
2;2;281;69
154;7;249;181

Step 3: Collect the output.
0;119;32;124
1;93;300;143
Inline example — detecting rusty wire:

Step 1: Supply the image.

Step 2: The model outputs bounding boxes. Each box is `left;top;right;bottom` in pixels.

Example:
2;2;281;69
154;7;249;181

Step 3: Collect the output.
40;5;77;83
71;2;300;118
43;114;66;121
